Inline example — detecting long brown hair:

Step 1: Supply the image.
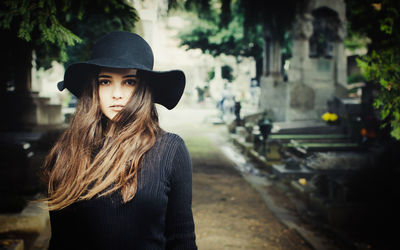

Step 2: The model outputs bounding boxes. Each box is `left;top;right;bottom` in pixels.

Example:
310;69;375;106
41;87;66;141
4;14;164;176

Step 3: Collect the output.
42;68;161;210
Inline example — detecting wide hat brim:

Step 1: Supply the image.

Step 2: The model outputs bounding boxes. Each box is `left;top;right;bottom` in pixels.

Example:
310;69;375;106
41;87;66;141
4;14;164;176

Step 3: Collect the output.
58;58;185;110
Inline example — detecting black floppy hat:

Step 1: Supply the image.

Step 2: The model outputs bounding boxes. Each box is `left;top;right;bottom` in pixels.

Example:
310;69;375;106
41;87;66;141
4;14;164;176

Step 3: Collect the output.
57;31;185;110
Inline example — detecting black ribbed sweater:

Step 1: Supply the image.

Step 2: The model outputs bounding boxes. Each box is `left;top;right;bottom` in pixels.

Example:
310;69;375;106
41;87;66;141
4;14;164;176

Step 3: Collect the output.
49;133;197;250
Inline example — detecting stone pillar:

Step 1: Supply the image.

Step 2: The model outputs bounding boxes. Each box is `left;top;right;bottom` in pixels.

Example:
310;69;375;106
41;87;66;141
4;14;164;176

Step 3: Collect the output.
270;40;282;82
262;35;270;77
285;13;318;121
262;27;283;82
259;26;286;121
334;21;348;97
288;13;313;84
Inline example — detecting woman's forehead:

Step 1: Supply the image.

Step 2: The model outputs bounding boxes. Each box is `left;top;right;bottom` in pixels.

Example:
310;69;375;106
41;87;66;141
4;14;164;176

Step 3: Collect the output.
98;67;137;75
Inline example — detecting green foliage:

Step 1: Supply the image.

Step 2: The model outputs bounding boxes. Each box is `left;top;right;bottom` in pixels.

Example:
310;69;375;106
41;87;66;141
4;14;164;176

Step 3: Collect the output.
178;0;301;58
357;50;400;139
0;0;138;70
349;0;400;140
58;1;138;69
0;0;81;63
176;0;301;81
178;1;263;60
344;31;369;52
347;73;366;84
239;0;302;44
207;68;215;82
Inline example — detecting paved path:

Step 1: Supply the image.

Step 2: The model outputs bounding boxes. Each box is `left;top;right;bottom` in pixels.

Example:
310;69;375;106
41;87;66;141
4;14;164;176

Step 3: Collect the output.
159;105;313;250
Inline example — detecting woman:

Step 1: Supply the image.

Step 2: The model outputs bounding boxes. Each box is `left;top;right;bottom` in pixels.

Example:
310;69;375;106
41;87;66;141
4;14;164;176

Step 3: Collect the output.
42;31;197;250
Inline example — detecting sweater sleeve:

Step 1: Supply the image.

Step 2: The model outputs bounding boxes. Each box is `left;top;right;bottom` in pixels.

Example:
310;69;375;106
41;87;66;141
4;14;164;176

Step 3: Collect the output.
165;137;197;250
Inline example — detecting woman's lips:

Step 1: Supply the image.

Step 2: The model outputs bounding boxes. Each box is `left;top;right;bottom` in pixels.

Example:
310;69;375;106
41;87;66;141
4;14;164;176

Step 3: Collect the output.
110;105;124;111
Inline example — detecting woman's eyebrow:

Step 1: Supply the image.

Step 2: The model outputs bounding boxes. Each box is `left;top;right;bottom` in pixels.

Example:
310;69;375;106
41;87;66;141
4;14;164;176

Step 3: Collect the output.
97;74;137;78
123;74;137;78
98;74;112;78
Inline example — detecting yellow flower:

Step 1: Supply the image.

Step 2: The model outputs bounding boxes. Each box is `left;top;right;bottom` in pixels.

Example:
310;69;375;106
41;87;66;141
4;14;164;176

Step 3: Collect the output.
322;112;338;122
330;113;338;121
322;112;331;121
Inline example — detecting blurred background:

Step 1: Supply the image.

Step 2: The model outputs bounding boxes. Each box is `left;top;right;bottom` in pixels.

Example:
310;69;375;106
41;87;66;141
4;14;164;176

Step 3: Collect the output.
0;0;399;249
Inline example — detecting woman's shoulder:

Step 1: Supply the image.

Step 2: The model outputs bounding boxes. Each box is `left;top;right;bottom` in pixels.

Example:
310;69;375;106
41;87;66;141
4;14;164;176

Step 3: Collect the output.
147;132;188;167
157;132;185;146
148;132;186;156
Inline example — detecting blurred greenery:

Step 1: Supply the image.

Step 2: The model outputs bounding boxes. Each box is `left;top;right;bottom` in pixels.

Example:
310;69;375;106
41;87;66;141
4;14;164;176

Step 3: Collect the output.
344;32;370;52
0;0;138;91
178;3;264;60
346;0;400;140
175;0;302;80
347;73;366;84
44;1;138;70
207;68;215;82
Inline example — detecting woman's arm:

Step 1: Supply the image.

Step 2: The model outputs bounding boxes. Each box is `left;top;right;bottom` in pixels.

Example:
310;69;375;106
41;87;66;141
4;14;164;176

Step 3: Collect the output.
165;137;197;250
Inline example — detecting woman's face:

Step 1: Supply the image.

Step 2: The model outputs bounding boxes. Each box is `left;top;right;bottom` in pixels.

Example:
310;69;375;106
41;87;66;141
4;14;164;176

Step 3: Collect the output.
98;68;138;120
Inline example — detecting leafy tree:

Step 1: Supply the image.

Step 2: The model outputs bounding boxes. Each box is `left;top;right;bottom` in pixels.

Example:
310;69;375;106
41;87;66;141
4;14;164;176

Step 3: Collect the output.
176;0;264;81
176;0;303;80
178;0;263;58
346;0;400;139
0;0;138;93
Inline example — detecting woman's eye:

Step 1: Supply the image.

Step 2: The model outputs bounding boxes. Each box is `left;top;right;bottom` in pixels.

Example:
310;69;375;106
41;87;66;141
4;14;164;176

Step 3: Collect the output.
125;79;137;86
98;79;110;85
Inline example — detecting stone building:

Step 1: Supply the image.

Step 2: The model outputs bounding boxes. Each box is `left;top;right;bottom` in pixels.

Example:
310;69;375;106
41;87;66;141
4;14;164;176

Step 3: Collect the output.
260;0;347;122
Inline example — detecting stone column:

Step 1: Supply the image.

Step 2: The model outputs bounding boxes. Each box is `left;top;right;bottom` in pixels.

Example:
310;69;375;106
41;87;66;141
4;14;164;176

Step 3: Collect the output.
288;13;313;84
270;40;282;82
334;21;348;97
262;28;283;82
285;13;317;121
259;25;288;121
260;38;286;121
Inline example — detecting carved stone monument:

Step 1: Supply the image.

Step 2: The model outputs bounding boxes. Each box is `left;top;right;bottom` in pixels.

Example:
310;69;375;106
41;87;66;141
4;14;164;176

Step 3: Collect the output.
260;0;347;122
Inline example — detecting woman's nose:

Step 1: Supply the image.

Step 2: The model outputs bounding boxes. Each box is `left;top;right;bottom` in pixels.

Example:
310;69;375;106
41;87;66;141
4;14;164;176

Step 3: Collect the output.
112;84;123;99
